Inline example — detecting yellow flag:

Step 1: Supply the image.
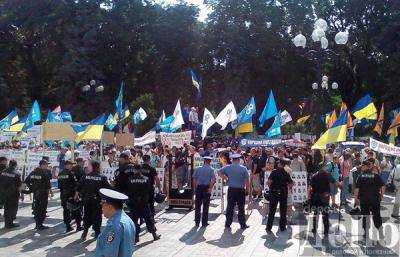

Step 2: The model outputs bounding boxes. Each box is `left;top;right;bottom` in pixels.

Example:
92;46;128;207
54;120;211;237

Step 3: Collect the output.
327;110;337;128
296;115;310;125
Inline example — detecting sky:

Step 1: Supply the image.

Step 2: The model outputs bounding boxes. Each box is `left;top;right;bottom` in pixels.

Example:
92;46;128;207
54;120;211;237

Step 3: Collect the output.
157;0;212;22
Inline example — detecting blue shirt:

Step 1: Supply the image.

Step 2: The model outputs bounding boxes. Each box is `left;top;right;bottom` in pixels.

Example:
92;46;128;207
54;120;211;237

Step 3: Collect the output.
193;164;216;185
95;210;136;257
220;163;249;188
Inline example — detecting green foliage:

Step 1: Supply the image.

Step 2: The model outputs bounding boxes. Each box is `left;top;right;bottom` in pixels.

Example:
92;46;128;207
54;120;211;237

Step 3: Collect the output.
0;0;399;138
129;93;157;136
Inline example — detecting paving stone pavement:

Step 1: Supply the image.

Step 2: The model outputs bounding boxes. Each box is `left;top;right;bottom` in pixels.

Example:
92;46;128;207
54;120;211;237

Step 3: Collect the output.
1;192;400;257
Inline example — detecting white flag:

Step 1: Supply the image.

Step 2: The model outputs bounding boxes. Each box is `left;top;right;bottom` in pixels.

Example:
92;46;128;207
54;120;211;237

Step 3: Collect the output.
201;108;215;139
170;100;185;130
137;107;147;120
215;101;237;130
158;110;166;124
280;110;292;125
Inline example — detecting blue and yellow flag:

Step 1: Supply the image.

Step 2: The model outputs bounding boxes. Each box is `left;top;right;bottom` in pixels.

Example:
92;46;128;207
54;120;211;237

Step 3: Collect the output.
352;94;377;120
235;97;256;134
71;123;89;138
312;111;349;149
76;114;107;141
22;100;41;131
0;110;19;130
259;90;278;127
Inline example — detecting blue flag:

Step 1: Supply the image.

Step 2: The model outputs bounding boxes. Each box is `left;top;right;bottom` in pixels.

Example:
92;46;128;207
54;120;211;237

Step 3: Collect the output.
46;111;62;123
237;97;256;124
105;114;118;130
0;110;19;130
115;82;124;119
31;100;41;123
159;115;175;132
189;69;202;100
61;112;72;122
265;111;281;138
259;90;278;127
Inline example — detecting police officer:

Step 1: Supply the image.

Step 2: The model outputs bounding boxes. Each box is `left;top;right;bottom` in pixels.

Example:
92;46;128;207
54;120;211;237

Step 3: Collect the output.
140;154;162;215
354;160;385;239
114;153;135;194
308;163;338;236
219;153;250;230
58;160;82;232
95;188;135;257
25;159;52;230
0;160;21;228
0;156;8;216
79;161;111;240
124;165;160;243
193;156;216;227
265;158;293;233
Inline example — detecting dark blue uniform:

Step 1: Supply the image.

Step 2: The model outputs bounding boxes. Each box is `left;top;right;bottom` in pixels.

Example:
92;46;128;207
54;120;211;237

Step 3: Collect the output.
0;165;21;228
25;168;51;229
355;171;384;232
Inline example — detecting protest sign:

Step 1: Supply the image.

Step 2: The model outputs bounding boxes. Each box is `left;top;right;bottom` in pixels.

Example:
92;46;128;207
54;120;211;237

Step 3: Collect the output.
160;131;192;148
116;133;134;147
239;138;282;147
291;171;308;203
26;125;43;144
42;123;76;141
134;131;156;146
102;131;115;145
370;137;400;157
0;131;17;143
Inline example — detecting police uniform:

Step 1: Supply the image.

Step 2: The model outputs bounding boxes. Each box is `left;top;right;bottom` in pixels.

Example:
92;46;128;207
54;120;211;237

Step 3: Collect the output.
139;163;158;215
355;169;384;233
219;154;250;229
309;165;336;235
95;188;135;257
124;167;160;242
25;163;52;229
266;159;293;232
79;171;111;239
193;156;216;226
0;163;21;228
58;162;82;232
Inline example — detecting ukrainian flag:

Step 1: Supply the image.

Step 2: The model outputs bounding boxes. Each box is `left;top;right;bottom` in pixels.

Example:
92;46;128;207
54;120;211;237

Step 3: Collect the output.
352;94;377;120
76;114;107;142
327;110;337;128
312;111;348;149
71;123;88;138
235;97;256;134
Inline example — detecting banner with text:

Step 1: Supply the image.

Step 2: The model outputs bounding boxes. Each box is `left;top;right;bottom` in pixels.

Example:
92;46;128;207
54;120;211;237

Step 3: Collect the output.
160;131;192;148
370;137;400;157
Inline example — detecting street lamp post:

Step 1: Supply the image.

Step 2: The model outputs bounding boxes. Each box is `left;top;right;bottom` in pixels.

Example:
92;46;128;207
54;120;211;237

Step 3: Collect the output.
81;79;105;115
292;18;349;131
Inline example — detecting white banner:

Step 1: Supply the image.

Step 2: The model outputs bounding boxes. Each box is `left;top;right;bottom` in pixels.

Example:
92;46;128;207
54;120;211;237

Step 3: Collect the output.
291;171;308;203
370;137;400;157
160;131;192;147
0;131;17;143
134;131;156;146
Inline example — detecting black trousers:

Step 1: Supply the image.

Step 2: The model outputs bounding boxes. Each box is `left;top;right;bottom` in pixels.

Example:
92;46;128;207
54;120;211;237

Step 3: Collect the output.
225;187;246;227
266;192;287;231
4;193;19;226
33;191;49;227
61;201;82;228
311;205;330;233
149;188;155;215
360;201;382;231
129;202;156;239
195;185;211;225
83;200;102;233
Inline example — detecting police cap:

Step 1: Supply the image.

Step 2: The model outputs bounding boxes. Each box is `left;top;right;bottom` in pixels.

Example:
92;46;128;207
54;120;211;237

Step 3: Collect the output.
99;188;128;204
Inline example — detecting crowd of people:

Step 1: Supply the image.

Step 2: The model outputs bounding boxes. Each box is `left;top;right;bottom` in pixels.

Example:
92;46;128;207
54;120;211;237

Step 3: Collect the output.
1;137;400;255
